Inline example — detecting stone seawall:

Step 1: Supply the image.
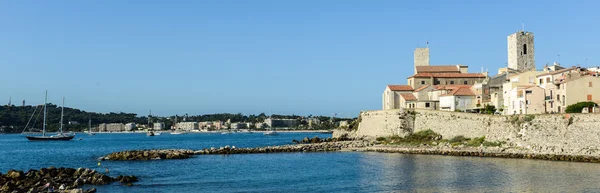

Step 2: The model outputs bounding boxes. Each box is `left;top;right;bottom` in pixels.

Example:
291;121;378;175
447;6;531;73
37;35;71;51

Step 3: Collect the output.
351;109;600;156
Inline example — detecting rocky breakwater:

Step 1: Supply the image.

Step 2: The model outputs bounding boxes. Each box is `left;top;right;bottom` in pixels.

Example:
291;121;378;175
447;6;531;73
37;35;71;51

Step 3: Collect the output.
353;144;600;163
0;167;138;193
103;140;375;161
102;149;194;161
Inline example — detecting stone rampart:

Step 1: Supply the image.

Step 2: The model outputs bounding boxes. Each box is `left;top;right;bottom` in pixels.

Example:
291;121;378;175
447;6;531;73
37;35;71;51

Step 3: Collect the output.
348;109;600;155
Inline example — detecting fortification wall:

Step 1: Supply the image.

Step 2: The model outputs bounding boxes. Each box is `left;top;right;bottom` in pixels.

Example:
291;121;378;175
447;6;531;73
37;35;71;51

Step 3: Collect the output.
353;109;413;139
350;109;600;155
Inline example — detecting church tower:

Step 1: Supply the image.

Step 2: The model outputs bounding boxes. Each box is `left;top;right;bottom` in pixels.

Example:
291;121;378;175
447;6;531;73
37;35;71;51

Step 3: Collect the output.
414;48;430;74
507;30;535;72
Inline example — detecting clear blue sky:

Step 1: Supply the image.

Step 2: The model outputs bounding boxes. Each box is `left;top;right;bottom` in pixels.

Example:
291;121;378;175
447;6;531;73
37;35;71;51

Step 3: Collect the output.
1;0;599;117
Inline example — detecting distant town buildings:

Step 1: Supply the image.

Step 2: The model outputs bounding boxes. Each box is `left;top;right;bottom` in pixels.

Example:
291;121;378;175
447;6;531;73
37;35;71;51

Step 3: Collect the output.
382;30;600;114
264;118;297;128
98;123;125;132
175;122;198;131
153;122;165;130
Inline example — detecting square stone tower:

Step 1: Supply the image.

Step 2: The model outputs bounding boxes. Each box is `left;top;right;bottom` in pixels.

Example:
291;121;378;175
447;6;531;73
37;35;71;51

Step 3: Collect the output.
414;48;430;74
507;31;535;72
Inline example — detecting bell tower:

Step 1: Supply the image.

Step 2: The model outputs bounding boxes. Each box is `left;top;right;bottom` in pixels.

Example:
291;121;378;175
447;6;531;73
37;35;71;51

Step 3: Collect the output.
507;30;535;72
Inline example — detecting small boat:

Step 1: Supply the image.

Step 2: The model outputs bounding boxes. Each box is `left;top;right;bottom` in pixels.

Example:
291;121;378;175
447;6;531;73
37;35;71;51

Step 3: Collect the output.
154;131;162;136
25;92;75;141
264;130;278;136
171;130;187;135
146;131;154;136
221;131;233;135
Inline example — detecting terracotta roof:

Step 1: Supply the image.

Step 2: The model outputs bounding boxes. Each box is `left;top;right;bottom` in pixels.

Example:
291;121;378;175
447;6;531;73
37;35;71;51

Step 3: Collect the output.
387;85;413;91
536;67;577;77
414;85;430;92
408;73;487;78
434;85;473;90
415;65;460;73
440;87;475;96
400;93;417;101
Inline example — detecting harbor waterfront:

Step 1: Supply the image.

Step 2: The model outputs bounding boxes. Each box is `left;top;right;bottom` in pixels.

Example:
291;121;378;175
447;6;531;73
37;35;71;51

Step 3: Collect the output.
3;133;600;192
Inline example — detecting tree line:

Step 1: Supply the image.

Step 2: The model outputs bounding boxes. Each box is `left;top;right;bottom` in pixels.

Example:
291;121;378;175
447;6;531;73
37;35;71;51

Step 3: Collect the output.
0;105;355;133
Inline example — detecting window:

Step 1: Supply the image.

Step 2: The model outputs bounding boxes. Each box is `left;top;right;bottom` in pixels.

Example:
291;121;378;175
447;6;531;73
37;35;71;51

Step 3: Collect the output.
463;81;468;85
562;95;565;106
556;94;560;101
525;90;532;94
550;102;553;108
546;77;551;83
588;94;593;101
590;82;593;87
523;44;527;55
550;90;553;99
450;81;455;85
517;90;524;98
539;79;543;85
425;103;430;108
526;100;530;105
434;80;440;85
557;84;560;89
421;81;425;85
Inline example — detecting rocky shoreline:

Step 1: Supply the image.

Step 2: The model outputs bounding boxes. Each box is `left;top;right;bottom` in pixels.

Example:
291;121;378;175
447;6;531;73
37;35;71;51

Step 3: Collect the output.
0;167;138;193
102;140;375;161
348;145;600;163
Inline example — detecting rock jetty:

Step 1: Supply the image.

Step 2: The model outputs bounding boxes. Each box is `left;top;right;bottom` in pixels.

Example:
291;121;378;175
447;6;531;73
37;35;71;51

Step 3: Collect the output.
103;140;374;161
352;145;600;163
0;167;138;193
292;136;353;144
103;149;194;160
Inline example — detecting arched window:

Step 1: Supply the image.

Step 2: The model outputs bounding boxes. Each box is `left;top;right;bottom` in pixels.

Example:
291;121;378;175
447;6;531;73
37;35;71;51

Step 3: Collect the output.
523;44;527;55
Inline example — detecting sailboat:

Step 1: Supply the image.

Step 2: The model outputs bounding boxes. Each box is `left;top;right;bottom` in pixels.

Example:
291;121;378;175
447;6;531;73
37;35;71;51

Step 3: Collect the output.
25;91;75;141
87;118;95;135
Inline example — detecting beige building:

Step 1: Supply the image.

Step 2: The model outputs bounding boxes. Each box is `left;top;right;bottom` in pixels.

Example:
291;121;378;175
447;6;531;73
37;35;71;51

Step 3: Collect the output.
125;123;136;131
98;123;125;132
505;85;546;115
382;85;414;109
399;93;417;109
412;85;438;110
544;75;600;113
502;70;545;114
175;122;198;131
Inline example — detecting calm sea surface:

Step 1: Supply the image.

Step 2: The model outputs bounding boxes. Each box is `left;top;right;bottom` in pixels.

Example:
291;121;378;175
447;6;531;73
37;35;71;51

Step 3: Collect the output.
1;132;600;192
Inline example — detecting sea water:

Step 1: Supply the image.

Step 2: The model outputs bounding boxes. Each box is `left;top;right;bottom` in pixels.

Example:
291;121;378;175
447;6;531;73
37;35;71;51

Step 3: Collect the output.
1;133;600;192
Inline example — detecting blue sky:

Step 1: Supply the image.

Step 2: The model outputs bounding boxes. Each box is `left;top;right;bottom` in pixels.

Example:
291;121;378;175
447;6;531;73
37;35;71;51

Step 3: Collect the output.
1;0;599;117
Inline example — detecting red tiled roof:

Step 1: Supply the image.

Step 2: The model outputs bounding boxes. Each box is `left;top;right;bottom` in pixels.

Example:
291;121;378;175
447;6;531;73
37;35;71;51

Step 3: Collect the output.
413;85;430;92
415;65;460;73
440;87;475;96
387;85;414;91
408;73;487;78
536;67;577;77
434;85;473;90
400;93;417;101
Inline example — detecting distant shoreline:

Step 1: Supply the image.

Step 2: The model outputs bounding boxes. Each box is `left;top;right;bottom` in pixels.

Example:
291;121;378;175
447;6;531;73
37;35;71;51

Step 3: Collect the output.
16;130;333;134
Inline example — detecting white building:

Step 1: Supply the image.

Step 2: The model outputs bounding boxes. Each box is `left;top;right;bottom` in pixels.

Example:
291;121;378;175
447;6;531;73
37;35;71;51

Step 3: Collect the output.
153;122;165;130
125;123;136;131
439;87;476;112
175;122;198;131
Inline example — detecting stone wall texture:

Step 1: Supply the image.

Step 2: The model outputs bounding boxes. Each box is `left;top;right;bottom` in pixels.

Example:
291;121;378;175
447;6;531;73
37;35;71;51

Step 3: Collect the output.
350;109;600;155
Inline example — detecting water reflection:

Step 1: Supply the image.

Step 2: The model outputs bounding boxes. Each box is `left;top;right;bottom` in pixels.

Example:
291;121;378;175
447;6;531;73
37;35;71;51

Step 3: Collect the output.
357;153;600;192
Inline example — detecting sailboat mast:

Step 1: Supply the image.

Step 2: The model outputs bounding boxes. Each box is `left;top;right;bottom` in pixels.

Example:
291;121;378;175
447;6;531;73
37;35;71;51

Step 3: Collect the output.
60;97;64;134
88;116;91;133
42;91;47;136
